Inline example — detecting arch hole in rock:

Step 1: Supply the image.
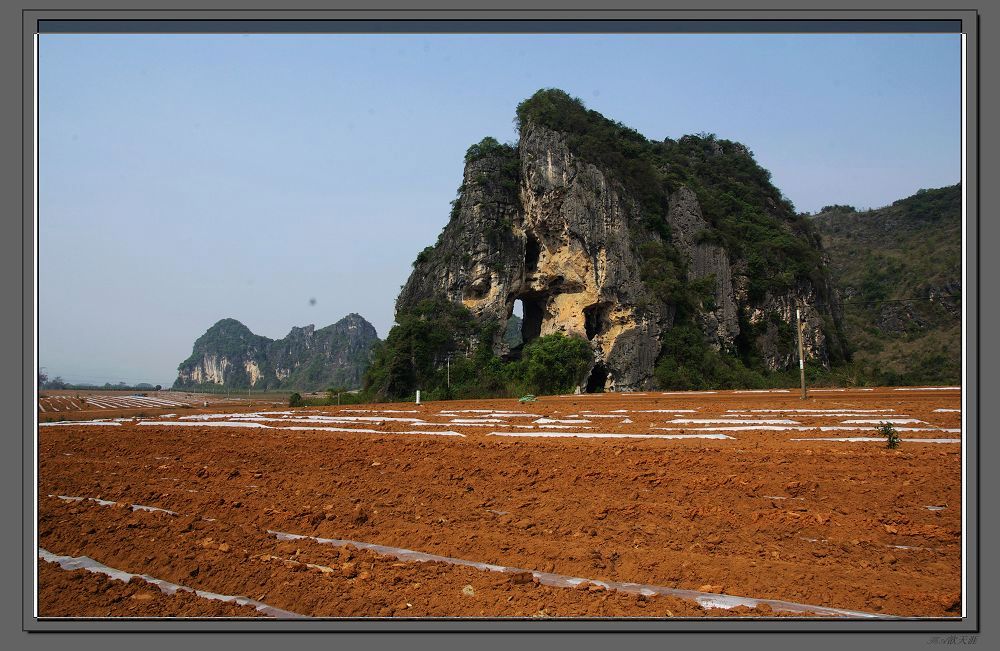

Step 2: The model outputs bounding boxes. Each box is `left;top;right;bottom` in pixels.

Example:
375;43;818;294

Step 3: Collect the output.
585;363;608;394
505;300;525;349
518;295;545;345
525;234;541;272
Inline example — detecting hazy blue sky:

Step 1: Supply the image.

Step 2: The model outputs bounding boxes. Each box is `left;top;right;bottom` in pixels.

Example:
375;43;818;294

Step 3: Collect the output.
38;33;961;386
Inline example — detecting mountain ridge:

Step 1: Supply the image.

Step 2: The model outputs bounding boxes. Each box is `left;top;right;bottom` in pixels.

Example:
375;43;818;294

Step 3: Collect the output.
174;313;379;391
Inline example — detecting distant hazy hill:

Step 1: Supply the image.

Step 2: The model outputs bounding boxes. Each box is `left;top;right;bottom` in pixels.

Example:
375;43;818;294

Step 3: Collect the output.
174;313;379;391
812;185;961;385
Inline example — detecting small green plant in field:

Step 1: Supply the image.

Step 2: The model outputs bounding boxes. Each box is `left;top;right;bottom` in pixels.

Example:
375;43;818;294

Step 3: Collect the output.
288;392;304;408
878;422;901;449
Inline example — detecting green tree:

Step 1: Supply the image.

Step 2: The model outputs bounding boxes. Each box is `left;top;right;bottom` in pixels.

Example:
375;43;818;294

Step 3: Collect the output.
512;333;593;395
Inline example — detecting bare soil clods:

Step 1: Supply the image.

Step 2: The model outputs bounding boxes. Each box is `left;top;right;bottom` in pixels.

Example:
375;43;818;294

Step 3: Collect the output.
37;388;962;618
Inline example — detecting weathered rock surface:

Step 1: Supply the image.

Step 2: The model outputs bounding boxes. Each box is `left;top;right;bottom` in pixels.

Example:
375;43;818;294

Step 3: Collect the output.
398;93;846;391
174;314;379;391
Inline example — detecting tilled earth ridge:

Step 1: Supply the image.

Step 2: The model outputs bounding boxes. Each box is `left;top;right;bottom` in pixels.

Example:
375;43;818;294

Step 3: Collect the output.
37;559;267;618
37;498;795;618
38;388;962;618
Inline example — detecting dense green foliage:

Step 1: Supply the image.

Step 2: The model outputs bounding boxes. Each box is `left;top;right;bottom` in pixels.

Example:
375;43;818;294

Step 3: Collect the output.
813;184;961;385
362;301;592;401
511;334;593;395
654;323;767;390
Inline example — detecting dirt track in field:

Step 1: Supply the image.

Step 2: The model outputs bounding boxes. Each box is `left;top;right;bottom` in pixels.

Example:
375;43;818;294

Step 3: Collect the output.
36;387;963;619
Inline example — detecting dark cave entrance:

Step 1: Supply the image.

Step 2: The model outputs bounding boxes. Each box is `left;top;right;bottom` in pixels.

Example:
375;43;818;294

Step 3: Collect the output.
583;303;611;341
525;234;541;272
585;363;608;393
519;295;544;344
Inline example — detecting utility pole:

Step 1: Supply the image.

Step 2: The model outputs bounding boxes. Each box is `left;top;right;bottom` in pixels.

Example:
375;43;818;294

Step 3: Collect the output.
796;306;808;400
447;353;451;389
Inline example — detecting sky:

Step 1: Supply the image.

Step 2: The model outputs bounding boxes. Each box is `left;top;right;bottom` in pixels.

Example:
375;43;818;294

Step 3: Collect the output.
38;32;961;386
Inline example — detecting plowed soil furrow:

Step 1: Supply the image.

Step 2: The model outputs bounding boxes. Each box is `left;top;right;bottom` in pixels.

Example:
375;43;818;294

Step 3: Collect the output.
37;389;963;618
38;498;798;618
37;558;268;618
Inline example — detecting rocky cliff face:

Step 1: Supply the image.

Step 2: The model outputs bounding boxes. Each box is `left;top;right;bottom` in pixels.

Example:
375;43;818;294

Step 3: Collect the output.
174;314;379;391
397;89;847;391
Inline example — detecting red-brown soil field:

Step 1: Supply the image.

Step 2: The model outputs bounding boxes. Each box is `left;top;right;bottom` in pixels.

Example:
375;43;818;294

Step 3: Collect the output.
36;387;963;619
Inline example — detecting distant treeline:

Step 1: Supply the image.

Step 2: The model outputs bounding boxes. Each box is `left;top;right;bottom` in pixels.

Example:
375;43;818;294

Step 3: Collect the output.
38;374;162;392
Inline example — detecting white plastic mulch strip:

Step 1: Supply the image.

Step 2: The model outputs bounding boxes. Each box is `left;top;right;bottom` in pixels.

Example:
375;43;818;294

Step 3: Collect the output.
340;409;418;413
734;409;896;413
934;409;961;413
39;421;122;427
590;409;698;414
789;437;960;444
894;387;961;391
178;413;273;420
38;548;307;618
732;389;791;393
631;409;699;413
267;530;885;618
659;391;717;395
449;418;509;424
490;431;733;440
135;420;466;437
819;426;960;433
537;424;595;430
430;422;534;429
443;409;535;415
667;418;801;425
138;421;273;429
217;414;436;426
281;426;465;437
841;419;927;425
654;426;812;432
76;397;112;407
534;418;592;424
651;425;959;434
52;495;177;515
726;413;906;419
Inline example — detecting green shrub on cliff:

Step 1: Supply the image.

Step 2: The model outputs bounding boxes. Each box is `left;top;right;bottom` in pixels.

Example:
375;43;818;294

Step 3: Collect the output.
506;333;593;396
362;301;593;401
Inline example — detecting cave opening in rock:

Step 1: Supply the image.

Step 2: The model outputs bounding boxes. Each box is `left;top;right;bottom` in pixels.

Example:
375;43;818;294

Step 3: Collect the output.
525;234;541;272
519;295;544;344
583;303;611;341
585;363;608;393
